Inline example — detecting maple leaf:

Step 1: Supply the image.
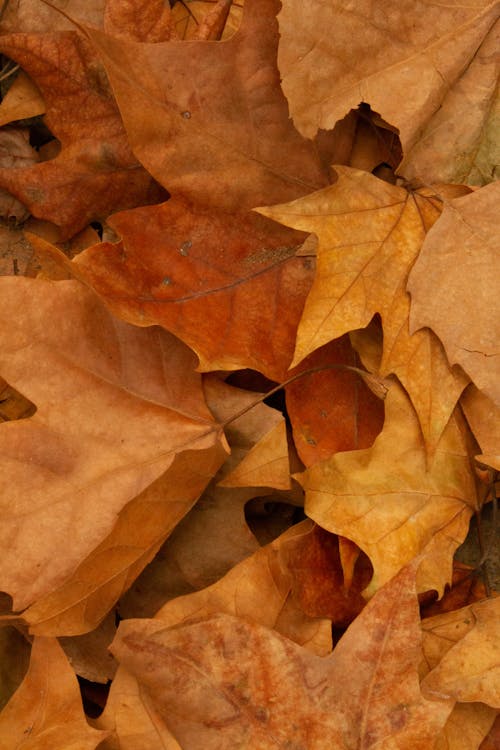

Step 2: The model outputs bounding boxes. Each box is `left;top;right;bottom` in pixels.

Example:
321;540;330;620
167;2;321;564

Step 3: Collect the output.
0;31;164;238
82;0;330;212
108;561;452;749
276;0;500;185
297;379;478;597
0;276;224;631
256;166;470;450
408;182;500;407
0;637;109;749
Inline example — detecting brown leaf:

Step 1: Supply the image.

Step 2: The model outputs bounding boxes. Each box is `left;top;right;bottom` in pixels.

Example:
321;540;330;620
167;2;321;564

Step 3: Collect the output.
104;0;176;42
65;198;315;379
83;0;330;212
257;166;470;451
285;335;384;466
0;32;164;237
0;0;105;32
408;182;500;407
276;0;499;172
0;637;108;749
0;277;223;619
461;385;500;472
297;379;478;597
435;703;498;750
0;71;45;127
110;561;452;749
421;597;500;707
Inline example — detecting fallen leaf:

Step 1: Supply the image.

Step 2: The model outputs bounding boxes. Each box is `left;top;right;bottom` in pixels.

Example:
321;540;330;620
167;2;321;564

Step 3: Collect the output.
461;385;500;472
297;379;478;597
104;0;176;42
435;703;498;750
0;277;223;616
422;597;500;707
285;335;384;466
0;0;105;32
276;0;499;168
0;637;108;749
256;166;470;450
479;714;500;750
110;560;452;749
59;611;117;684
83;0;330;212
66;198;315;379
408;182;500;406
0;31;165;237
171;0;243;40
0;70;45;127
0;627;30;710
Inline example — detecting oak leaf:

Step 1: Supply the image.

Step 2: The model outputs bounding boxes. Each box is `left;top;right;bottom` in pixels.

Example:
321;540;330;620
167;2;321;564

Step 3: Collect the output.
408;182;500;406
0;31;164;237
297;380;478;597
0;277;223;623
256;166;470;450
109;561;452;749
0;637;108;749
276;0;499;186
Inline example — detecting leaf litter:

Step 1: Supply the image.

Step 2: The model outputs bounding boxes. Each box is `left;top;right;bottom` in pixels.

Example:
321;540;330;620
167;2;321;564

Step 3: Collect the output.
0;0;498;748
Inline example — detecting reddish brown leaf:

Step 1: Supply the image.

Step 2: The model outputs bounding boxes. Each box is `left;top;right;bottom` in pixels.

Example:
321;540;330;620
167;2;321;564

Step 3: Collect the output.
67;198;315;379
0;32;164;237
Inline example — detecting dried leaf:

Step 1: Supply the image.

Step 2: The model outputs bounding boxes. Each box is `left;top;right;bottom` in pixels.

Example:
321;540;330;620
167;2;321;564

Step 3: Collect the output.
408;182;500;406
0;32;164;237
297;380;478;597
0;637;108;749
110;561;452;749
256;166;470;450
0;277;223;617
0;71;45;127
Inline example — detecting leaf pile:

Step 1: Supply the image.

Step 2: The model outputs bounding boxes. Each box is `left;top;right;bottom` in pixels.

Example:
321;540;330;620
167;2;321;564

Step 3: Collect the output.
0;1;498;748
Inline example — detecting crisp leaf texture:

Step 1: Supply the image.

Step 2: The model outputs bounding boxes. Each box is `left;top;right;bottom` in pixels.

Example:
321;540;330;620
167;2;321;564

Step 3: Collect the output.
256;166;469;449
408;182;500;406
0;277;222;614
297;380;478;596
110;561;452;749
0;637;108;749
276;0;499;185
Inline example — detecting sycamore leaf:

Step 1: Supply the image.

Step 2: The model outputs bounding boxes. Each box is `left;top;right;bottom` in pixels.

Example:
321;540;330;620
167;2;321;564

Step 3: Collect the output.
0;0;105;32
408;182;500;406
118;375;295;619
109;561;452;749
98;521;333;749
435;703;498;750
59;198;315;380
104;0;176;42
276;0;499;179
297;380;478;597
402;18;500;186
421;597;500;707
461;386;500;472
0;637;108;749
0;31;164;238
285;335;384;466
96;665;181;750
0;71;45;127
83;0;330;212
0;277;223;619
256;166;470;450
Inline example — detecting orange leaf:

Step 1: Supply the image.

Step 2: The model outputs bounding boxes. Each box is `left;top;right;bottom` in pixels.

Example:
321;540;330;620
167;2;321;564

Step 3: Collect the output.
256;166;470;451
0;277;223;622
408;182;500;407
297;380;478;597
110;561;452;748
0;637;108;748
